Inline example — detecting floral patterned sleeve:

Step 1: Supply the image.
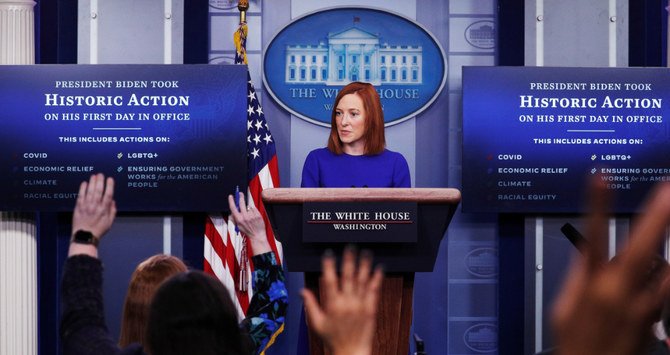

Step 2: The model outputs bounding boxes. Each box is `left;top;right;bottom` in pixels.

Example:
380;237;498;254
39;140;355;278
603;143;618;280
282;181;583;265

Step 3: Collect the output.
240;252;288;354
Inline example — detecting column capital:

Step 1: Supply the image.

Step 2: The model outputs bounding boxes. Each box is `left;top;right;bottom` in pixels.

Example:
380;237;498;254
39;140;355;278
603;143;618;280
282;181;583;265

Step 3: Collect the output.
0;0;36;5
0;0;36;9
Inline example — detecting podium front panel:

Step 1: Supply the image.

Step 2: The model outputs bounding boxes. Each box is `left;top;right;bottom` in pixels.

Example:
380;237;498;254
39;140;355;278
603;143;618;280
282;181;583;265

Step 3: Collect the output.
268;202;455;272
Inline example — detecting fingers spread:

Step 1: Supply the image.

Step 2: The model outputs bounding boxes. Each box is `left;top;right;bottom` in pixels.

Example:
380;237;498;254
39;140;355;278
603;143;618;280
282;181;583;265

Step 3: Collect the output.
321;251;338;300
301;289;325;333
103;177;115;201
356;250;373;296
90;173;104;203
340;246;356;294
76;180;87;206
110;201;117;222
365;266;384;311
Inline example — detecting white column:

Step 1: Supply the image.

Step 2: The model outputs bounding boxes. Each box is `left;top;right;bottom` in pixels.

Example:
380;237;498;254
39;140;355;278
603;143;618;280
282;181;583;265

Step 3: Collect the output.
162;0;173;254
0;213;37;355
0;1;38;354
358;45;363;81
344;44;348;80
0;0;36;64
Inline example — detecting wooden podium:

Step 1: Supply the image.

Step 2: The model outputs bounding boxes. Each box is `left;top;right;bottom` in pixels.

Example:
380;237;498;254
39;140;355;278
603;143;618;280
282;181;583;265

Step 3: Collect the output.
262;188;460;355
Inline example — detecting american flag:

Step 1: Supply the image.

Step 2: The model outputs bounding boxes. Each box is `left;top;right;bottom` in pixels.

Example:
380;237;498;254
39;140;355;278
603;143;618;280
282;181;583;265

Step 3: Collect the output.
203;20;283;331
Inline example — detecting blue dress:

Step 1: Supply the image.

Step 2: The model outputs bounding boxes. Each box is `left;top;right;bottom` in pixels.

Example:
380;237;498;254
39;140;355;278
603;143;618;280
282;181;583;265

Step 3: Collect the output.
301;147;411;188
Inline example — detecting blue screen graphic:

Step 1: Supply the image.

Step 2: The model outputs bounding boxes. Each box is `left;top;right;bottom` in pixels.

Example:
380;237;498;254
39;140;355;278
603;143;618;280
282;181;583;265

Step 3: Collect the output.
463;66;670;213
0;65;247;211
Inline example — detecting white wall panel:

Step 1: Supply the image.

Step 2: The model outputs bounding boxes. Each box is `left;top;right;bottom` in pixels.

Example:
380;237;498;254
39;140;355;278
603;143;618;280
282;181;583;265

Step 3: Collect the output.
79;0;183;64
447;54;494;91
449;0;495;15
292;0;417;20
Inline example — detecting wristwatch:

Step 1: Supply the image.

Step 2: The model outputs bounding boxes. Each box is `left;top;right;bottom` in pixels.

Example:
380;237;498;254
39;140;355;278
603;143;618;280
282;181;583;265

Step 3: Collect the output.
72;230;99;247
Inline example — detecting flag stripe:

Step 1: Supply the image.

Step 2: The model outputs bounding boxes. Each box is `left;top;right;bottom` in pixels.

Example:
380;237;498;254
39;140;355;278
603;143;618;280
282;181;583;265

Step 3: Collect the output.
204;231;246;318
260;155;280;190
203;257;213;275
248;176;281;262
204;217;227;262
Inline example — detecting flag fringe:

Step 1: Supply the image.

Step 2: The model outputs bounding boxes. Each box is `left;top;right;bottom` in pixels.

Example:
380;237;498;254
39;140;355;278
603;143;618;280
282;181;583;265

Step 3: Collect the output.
259;323;285;355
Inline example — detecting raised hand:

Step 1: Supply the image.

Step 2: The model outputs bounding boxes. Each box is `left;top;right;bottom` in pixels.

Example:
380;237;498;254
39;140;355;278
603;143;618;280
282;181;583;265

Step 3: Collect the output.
72;173;116;241
302;247;383;355
552;178;670;355
228;191;271;255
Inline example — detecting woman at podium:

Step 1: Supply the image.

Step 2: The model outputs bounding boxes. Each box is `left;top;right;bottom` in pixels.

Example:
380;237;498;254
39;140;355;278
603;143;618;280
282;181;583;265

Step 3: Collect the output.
301;81;411;188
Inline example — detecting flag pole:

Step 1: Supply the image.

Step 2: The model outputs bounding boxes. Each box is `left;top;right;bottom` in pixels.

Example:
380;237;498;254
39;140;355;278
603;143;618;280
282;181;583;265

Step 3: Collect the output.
235;0;249;65
238;0;248;24
236;0;250;293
